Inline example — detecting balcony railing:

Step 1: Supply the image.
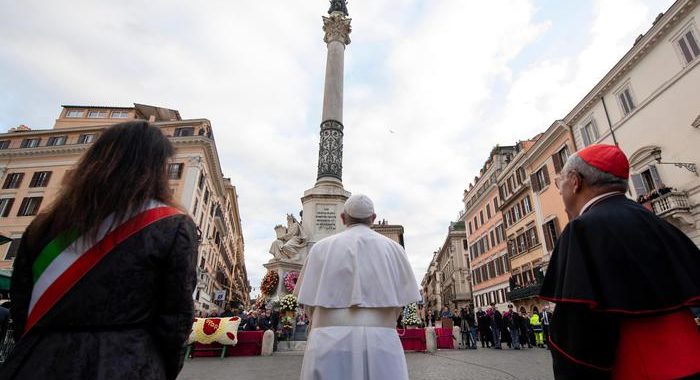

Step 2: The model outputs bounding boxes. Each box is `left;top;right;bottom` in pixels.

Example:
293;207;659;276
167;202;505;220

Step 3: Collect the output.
651;191;691;218
506;283;542;301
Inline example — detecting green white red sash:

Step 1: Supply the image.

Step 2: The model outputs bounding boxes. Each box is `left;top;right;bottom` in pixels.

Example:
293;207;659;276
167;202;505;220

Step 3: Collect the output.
25;201;182;335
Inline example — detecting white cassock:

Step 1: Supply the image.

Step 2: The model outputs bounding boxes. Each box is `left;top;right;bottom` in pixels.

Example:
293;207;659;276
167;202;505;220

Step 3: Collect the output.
295;224;421;380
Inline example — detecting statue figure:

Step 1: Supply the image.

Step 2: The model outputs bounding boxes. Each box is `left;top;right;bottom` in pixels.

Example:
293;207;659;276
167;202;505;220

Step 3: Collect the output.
328;0;349;16
269;214;306;260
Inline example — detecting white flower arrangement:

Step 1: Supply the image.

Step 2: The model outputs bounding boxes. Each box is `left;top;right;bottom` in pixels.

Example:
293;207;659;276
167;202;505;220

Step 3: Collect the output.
402;303;422;326
279;294;298;312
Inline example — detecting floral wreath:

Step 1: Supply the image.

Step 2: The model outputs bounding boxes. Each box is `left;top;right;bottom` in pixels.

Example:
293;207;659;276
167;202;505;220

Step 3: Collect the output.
284;271;300;293
260;270;279;296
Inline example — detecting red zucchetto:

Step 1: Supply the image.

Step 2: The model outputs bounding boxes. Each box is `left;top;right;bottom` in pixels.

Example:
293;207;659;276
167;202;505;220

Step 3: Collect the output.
577;144;629;179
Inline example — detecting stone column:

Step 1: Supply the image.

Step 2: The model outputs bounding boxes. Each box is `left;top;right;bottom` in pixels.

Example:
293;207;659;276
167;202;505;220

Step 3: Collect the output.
300;10;352;247
316;11;351;183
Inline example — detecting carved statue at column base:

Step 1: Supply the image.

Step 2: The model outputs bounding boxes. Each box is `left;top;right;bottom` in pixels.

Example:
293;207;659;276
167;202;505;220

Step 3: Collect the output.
269;214;306;261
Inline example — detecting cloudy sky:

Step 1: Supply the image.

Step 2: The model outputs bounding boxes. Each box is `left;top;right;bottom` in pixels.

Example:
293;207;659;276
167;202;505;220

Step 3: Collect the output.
1;0;671;297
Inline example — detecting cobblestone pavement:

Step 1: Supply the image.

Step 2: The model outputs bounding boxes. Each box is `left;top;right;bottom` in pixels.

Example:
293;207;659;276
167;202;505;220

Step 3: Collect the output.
179;347;554;380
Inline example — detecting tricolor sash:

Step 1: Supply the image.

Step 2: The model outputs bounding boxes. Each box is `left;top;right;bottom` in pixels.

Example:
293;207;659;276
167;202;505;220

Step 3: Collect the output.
25;201;182;335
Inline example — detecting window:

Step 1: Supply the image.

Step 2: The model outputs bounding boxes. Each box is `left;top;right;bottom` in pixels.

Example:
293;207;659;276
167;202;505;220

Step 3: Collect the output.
20;138;40;148
479;210;484;225
531;166;550;192
4;238;21;260
0;198;14;217
78;134;95;144
618;87;636;116
516;167;526;185
29;171;52;187
17;197;42;216
513;204;521;220
111;111;129;118
66;110;84;118
631;166;662;196
493;197;499;211
167;163;184;179
3;173;24;189
0;140;10;150
87;110;108;118
204;189;210;205
677;28;700;64
468;222;472;235
473;216;478;230
581;120;599;147
490;230;495;247
174;127;195;137
543;219;559;251
528;228;539;247
198;173;206;190
523;196;532;214
552;146;570;174
192;199;199;216
486;204;491;219
495;224;504;244
47;136;67;146
507;177;514;193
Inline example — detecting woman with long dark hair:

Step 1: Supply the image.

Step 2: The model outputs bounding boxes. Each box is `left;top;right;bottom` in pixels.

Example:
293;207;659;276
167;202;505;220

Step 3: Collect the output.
1;121;198;380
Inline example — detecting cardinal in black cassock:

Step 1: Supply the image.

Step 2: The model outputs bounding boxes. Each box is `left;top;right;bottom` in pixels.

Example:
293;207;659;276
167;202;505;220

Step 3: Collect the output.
540;144;700;379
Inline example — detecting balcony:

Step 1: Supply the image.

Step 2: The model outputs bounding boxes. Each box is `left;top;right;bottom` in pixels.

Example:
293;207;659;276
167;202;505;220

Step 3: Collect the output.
506;283;542;301
651;191;694;225
506;273;544;302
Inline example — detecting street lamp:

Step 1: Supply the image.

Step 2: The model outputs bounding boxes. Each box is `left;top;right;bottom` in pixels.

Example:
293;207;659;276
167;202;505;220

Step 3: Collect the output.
651;148;698;176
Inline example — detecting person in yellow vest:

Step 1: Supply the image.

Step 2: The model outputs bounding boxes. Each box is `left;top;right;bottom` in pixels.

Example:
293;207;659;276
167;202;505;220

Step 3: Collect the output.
530;306;544;347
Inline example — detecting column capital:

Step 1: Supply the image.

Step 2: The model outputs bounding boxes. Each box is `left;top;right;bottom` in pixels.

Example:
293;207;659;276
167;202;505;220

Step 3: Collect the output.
323;12;352;45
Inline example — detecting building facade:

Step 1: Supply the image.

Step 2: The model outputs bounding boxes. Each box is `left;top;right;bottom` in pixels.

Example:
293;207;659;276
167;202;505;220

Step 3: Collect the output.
498;138;547;313
523;121;576;273
371;221;405;247
463;146;517;310
421;254;442;316
563;0;700;245
0;104;250;313
441;0;700;316
437;221;471;310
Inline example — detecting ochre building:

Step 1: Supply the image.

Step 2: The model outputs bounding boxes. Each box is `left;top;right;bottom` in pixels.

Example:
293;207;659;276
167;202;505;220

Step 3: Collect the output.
0;104;250;313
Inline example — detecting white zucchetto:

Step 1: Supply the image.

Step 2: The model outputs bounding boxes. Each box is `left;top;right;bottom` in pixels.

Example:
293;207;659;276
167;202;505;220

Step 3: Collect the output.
344;194;375;219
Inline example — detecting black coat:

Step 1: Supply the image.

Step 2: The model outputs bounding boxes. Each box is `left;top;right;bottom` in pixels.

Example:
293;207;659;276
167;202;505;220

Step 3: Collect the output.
244;316;258;331
540;194;700;377
1;214;198;380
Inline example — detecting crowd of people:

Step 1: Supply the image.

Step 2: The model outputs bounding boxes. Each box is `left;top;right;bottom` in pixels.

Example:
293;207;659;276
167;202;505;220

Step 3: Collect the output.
196;307;309;334
424;304;553;350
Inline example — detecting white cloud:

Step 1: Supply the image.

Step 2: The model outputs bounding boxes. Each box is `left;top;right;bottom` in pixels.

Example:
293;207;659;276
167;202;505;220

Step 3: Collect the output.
0;0;673;300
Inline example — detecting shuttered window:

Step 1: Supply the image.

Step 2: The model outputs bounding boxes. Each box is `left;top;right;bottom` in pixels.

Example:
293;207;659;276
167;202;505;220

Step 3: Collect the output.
677;29;700;64
0;198;14;217
552;146;570;174
543;218;559;251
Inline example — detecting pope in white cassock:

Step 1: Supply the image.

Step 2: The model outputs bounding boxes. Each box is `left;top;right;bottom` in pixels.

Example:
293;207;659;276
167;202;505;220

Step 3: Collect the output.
295;194;421;380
